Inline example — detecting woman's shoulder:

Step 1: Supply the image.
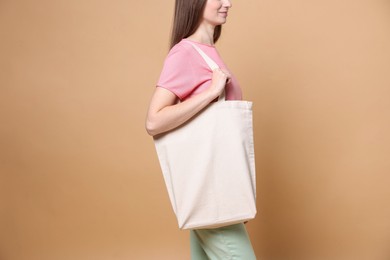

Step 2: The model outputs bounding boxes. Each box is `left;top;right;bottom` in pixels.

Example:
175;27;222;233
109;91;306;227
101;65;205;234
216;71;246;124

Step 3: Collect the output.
162;39;202;68
167;39;196;57
162;38;221;70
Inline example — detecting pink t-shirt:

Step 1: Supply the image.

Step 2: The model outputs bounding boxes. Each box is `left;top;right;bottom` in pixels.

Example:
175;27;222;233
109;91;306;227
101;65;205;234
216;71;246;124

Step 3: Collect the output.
156;38;242;101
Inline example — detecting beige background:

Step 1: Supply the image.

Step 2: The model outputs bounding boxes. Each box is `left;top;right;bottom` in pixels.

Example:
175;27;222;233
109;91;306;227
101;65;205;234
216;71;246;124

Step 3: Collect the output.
1;0;390;259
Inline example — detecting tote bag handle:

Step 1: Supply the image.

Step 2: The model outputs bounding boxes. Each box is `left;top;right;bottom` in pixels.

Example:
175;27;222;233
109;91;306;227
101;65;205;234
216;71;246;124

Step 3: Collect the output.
187;42;226;102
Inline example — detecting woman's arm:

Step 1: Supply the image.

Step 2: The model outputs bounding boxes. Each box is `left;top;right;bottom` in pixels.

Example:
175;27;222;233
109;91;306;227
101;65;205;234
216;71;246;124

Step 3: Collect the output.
145;68;230;136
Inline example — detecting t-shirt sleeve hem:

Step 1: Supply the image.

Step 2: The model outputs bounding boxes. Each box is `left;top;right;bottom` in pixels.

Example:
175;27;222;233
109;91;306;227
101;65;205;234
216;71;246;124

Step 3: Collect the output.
156;85;184;101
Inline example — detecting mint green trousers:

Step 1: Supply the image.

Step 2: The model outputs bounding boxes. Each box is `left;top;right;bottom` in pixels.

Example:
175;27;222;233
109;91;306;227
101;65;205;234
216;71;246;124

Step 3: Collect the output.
190;223;256;260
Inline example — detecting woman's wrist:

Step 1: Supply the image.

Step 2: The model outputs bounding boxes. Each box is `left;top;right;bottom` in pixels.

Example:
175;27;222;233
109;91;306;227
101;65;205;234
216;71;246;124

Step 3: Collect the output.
205;84;221;101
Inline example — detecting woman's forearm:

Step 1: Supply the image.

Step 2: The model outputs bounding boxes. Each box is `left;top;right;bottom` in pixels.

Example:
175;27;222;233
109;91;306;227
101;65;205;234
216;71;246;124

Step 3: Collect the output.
146;87;218;136
146;69;229;136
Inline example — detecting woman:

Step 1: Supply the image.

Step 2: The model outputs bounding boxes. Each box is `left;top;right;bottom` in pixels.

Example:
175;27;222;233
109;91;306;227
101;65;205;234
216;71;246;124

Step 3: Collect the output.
146;0;256;259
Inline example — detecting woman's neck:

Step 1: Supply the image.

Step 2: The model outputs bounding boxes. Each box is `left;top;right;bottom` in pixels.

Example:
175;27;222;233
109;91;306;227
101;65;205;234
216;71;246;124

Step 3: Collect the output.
187;23;215;46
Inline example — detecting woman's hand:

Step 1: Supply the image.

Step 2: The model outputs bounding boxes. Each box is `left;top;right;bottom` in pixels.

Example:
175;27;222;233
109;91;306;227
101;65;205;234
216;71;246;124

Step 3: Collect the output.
207;68;231;98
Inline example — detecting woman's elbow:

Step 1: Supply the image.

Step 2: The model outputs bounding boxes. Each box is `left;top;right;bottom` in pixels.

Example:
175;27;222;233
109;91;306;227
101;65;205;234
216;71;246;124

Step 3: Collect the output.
145;120;157;136
145;117;162;136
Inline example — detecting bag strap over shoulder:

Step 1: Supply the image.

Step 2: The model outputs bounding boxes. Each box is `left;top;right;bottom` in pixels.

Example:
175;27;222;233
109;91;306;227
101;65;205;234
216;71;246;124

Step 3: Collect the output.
187;42;219;70
187;41;226;102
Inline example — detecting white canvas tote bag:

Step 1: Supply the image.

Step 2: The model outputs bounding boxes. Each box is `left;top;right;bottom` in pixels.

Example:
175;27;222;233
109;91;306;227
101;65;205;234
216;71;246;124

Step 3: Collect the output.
153;42;256;230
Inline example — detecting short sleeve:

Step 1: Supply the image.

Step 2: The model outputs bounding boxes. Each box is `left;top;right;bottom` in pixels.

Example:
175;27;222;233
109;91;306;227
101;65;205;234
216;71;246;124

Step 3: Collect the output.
156;45;197;100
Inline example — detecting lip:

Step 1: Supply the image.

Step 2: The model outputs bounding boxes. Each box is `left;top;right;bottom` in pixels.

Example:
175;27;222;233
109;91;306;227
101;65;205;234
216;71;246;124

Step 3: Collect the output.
218;12;228;17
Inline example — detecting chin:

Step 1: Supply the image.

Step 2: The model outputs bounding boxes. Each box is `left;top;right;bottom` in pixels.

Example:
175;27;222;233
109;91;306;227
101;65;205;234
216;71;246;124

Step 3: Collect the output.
215;19;227;25
207;18;227;26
